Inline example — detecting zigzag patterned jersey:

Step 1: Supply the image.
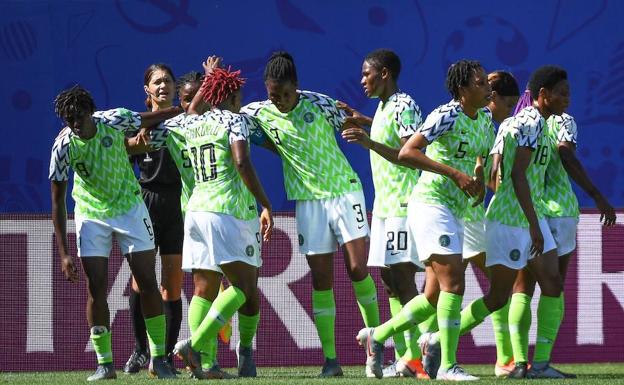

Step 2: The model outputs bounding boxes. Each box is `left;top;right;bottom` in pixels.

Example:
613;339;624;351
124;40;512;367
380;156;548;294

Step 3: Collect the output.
411;100;493;219
48;108;143;219
486;106;552;227
242;90;362;201
543;113;580;218
369;92;421;218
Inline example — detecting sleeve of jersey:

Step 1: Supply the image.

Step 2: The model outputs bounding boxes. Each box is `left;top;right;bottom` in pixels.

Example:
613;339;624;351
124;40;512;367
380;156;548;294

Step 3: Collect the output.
48;132;71;181
303;91;347;131
149;116;179;149
229;114;250;144
395;96;422;138
240;113;267;146
93;108;142;132
556;114;577;144
489;124;506;155
515;111;540;149
417;103;458;143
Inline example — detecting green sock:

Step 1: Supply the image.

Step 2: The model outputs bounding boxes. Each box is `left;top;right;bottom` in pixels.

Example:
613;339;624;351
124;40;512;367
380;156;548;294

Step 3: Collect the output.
188;296;215;369
491;300;513;365
313;289;336;359
353;275;380;327
459;297;491;336
239;312;260;348
191;286;246;352
509;293;531;363
90;326;112;364
145;314;166;357
374;294;435;343
403;325;423;360
533;295;563;363
437;291;462;371
418;313;439;334
389;297;407;360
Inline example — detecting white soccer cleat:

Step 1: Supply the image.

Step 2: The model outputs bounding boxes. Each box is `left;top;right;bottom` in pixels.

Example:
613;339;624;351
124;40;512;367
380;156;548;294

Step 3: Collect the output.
356;327;384;379
436;364;479;381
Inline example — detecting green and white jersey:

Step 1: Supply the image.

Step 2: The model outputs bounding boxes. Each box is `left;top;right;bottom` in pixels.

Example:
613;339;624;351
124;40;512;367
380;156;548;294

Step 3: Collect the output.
370;92;421;218
411;100;493;219
543;113;579;218
463;107;497;223
49;108;143;219
486;106;552;227
241;90;362;201
176;109;257;220
152;114;196;213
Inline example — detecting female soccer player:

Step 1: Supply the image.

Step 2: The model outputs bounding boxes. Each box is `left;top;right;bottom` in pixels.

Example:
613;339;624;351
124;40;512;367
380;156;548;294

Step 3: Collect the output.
446;65;571;379
509;109;616;379
356;59;491;380
124;64;185;374
172;58;273;380
241;51;379;377
340;49;427;379
50;85;182;380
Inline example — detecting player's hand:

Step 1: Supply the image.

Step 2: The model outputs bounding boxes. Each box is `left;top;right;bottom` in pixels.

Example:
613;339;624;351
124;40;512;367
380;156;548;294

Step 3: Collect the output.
596;195;616;227
203;56;222;76
471;176;486;207
451;170;481;198
259;207;273;242
61;254;79;283
528;223;544;257
135;128;151;147
341;127;372;149
336;101;372;128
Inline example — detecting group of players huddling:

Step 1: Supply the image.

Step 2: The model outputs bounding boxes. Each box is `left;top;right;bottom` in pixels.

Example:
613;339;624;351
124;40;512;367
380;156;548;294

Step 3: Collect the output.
49;49;616;381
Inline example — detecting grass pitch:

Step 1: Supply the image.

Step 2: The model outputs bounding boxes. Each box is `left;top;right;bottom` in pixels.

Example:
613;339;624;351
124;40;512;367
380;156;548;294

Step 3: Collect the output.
2;363;624;384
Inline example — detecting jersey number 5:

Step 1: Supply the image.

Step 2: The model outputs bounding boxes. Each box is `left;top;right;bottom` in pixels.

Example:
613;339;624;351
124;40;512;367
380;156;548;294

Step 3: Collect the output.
455;141;469;158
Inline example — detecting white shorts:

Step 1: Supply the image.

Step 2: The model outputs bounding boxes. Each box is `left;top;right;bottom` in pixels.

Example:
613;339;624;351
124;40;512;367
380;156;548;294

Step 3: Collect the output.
182;211;262;273
463;220;486;259
367;215;423;268
408;202;464;262
547;216;578;256
296;190;370;255
485;217;557;269
75;203;155;257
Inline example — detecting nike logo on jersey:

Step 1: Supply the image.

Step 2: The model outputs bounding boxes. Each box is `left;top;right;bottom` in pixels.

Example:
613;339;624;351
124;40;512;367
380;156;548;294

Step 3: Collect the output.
390;251;401;256
357;224;365;229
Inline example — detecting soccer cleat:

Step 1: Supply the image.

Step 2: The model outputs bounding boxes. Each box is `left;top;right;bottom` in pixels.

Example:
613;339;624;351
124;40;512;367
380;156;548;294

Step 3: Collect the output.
236;342;258;377
507;362;528;379
418;332;441;379
199;364;237;379
122;350;149;374
356;327;384;379
87;363;117;381
148;356;177;379
165;352;181;375
396;358;430;379
436;364;479;381
380;361;400;378
319;358;344;377
527;363;575;379
174;339;203;379
494;359;515;378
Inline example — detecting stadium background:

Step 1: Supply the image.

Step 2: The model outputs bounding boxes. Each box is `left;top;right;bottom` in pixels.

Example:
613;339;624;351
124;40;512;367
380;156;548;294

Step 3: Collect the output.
1;0;623;371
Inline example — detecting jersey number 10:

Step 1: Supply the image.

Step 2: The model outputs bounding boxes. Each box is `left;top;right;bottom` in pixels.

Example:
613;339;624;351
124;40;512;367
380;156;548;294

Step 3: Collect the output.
190;143;217;182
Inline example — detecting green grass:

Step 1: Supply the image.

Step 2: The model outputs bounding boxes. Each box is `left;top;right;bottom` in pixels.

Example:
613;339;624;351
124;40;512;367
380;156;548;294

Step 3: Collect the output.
2;364;624;384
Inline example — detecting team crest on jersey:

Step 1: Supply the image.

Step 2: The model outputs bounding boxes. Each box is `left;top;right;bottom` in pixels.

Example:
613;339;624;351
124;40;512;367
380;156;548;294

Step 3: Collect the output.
245;245;255;257
509;249;521;261
439;235;450;247
303;112;315;123
101;136;113;148
298;234;304;246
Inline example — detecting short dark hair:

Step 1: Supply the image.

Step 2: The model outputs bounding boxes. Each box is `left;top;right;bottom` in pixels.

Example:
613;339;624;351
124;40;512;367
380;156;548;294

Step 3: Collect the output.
365;49;401;81
54;85;95;120
488;71;520;97
264;51;298;84
176;71;203;93
445;59;483;100
527;65;567;100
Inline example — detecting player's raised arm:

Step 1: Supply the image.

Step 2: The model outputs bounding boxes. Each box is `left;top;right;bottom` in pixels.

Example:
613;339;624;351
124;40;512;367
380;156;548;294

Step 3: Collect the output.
188;56;221;116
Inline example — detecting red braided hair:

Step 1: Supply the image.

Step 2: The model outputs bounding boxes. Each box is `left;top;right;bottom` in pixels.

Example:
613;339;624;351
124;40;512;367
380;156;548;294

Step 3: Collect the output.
199;67;245;107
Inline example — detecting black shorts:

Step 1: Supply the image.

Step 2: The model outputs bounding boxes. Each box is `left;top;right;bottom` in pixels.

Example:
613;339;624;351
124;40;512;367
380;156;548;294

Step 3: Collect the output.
142;186;184;255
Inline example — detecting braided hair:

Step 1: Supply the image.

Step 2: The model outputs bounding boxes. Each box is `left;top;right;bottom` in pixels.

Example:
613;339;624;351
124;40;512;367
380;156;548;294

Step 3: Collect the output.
200;67;245;107
264;51;298;84
54;85;95;120
445;59;483;101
